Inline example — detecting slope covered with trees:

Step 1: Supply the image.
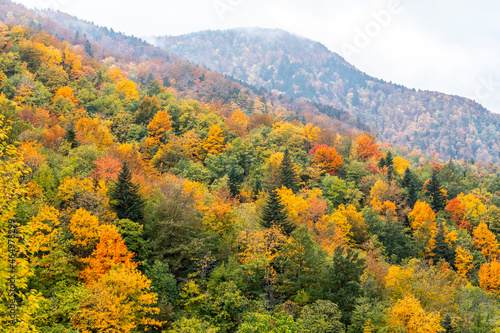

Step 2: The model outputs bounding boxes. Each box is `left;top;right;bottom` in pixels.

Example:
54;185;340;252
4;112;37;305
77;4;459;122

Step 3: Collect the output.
2;21;500;332
154;28;500;163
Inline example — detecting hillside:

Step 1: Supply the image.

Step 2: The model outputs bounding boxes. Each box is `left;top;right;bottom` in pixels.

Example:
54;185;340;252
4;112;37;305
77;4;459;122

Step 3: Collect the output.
1;4;367;134
2;8;500;333
154;28;500;163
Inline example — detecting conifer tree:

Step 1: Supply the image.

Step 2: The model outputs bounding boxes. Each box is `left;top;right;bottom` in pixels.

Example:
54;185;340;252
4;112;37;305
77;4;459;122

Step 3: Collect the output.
110;162;145;223
426;170;446;212
279;148;299;193
386;151;394;182
228;165;241;197
260;189;295;235
433;222;454;263
402;167;418;207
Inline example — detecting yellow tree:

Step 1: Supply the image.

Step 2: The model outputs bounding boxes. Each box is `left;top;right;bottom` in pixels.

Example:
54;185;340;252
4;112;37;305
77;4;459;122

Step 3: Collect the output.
52;86;79;107
117;79;140;100
146;110;172;151
226;109;249;137
408;200;438;257
30;206;76;284
478;261;500;295
201;124;226;158
314;211;352;253
387;295;444;333
69;208;102;258
238;226;289;305
473;222;499;261
73;265;161;333
393;156;411;176
454;246;474;279
0;115;41;330
75;117;114;150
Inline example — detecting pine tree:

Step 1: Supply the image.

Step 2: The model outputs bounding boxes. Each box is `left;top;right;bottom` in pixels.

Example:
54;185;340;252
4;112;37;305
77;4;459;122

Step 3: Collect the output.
386;151;394;182
66;126;78;149
110;162;145;223
260;189;295;235
402;167;418;207
426;170;446;212
279;148;299;193
228;165;241;197
434;222;454;263
84;39;93;57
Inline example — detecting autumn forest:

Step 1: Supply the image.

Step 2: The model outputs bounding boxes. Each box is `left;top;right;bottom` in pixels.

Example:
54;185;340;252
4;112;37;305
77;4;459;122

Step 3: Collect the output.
2;6;500;333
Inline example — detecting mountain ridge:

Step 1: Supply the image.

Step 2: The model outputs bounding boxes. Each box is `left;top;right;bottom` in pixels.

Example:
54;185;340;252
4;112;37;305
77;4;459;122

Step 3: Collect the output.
153;27;500;163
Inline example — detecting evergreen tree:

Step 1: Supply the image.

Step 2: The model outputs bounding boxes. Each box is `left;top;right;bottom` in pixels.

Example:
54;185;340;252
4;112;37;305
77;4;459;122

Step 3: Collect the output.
260;189;295;235
426;170;446;212
84;39;93;57
228;165;241;197
316;246;366;325
386;151;394;182
65;126;78;149
402;167;418;207
378;156;386;169
442;314;454;332
110;162;145;223
279;148;299;193
434;222;454;263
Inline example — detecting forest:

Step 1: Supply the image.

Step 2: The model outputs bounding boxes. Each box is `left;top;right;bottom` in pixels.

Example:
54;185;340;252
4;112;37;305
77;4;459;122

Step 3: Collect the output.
155;28;500;164
2;22;500;333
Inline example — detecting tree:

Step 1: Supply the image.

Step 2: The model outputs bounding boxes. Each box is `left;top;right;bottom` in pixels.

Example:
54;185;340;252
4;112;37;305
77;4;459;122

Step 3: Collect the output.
354;133;380;161
109;162;145;223
145;110;172;152
473;222;499;261
260;189;295;235
228;165;243;197
454;246;474;279
300;300;345;333
73;265;161;333
478;260;500;295
279;148;299;193
402;167;418;207
316;246;366;324
425;170;446;212
387;295;444;333
201;124;226;158
408;200;438;257
385;151;394;182
310;144;343;175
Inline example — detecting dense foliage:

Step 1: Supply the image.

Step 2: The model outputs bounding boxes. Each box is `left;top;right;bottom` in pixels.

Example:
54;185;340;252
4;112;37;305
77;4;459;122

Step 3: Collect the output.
2;20;500;333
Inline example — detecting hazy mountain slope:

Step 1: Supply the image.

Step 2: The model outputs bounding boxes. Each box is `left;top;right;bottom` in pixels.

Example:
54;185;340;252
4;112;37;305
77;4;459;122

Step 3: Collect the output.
0;2;369;133
154;28;500;163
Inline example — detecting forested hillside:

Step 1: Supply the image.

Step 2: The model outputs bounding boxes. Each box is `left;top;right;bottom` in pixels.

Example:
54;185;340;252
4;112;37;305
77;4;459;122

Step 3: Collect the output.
0;2;369;135
2;22;500;332
154;28;500;164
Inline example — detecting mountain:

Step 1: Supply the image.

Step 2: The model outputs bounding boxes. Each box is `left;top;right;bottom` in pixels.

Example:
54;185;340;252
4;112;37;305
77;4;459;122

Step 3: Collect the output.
153;28;500;163
0;3;368;134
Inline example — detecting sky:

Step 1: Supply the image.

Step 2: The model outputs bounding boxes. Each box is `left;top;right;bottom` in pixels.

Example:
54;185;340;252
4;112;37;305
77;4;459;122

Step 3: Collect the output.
13;0;500;113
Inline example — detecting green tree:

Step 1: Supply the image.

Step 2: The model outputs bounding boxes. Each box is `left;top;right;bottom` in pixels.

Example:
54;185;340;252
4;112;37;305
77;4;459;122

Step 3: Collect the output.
260;189;295;235
402;167;418;208
301;300;345;333
279;148;299;193
386;151;394;182
109;162;145;223
426;170;446;212
316;246;366;325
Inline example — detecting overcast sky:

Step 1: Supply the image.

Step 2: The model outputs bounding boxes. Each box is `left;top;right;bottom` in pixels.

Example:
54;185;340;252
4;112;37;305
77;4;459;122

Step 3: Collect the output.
13;0;500;113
